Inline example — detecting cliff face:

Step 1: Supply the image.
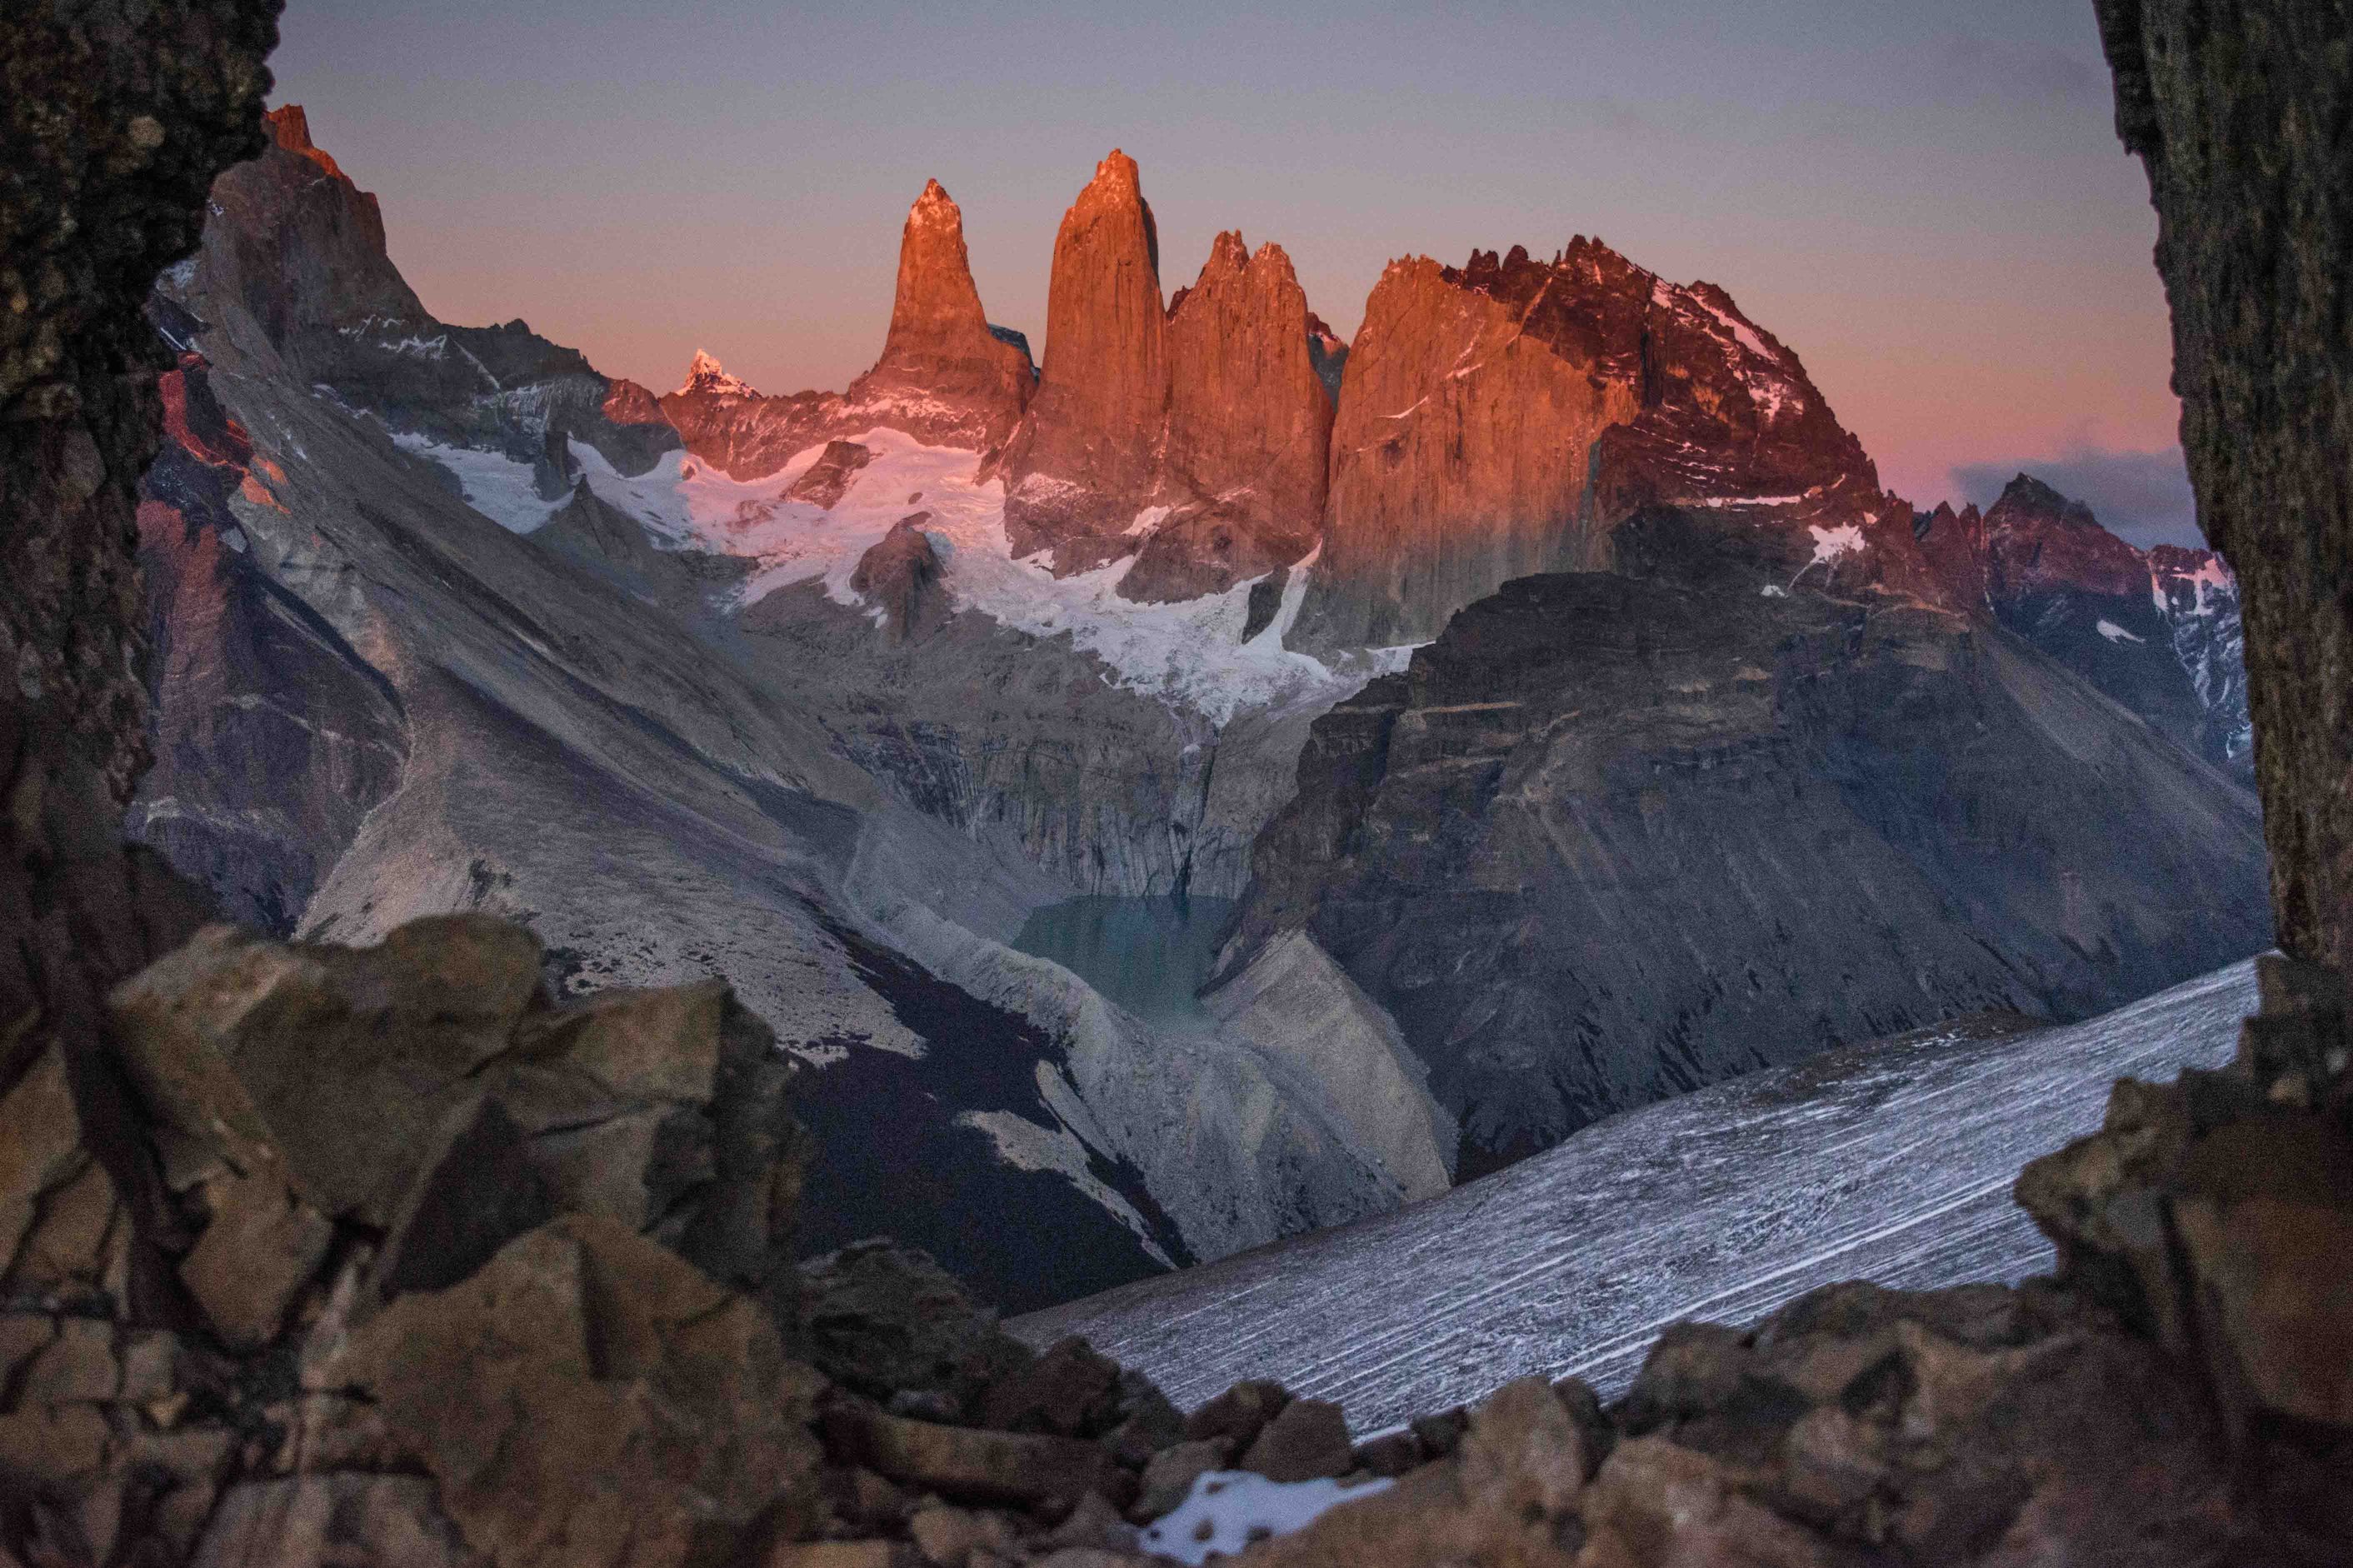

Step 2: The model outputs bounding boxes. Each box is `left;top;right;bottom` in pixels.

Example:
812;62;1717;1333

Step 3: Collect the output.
1124;234;1332;602
1227;571;2271;1173
662;180;1040;479
997;151;1172;572
842;179;1035;452
2098;0;2353;976
1291;239;1902;652
996;157;1336;601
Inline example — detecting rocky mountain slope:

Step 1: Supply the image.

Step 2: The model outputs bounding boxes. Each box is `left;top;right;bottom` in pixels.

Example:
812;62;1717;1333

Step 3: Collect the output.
1221;564;2269;1174
123;107;2271;1313
128;108;1442;1311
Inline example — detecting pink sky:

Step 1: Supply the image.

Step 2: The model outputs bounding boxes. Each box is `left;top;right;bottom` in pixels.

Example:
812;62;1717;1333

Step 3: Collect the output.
267;0;2196;542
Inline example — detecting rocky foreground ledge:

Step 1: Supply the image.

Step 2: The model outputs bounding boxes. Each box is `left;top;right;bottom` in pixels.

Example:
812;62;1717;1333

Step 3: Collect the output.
0;915;2345;1566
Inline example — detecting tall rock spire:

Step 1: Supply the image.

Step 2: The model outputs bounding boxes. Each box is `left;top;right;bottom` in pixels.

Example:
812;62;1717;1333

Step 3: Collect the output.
844;178;1032;451
1124;232;1332;602
997;150;1170;570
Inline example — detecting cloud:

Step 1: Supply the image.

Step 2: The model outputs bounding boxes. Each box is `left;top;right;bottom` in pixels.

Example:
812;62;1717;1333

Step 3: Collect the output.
1933;34;2108;108
1951;444;2204;549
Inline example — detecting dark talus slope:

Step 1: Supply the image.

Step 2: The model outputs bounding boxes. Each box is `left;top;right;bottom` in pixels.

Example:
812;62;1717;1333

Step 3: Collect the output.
1225;566;2271;1174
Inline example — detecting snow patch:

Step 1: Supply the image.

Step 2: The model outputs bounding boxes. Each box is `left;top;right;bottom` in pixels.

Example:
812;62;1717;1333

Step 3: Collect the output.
569;429;1354;725
1139;1471;1392;1566
2096;619;2146;645
390;432;555;535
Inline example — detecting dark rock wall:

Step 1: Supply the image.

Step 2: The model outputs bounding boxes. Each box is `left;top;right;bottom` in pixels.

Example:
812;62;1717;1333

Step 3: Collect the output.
0;0;280;1316
2096;0;2353;974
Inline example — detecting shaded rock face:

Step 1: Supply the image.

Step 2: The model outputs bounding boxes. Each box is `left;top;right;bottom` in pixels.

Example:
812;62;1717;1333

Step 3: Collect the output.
842;179;1035;452
192;106;678;480
1123;232;1333;602
1974;473;2251;777
2097;0;2353;977
849;514;950;644
785;438;876;508
998;151;1171;572
129;347;408;933
1292;238;1892;652
1228;571;2271;1173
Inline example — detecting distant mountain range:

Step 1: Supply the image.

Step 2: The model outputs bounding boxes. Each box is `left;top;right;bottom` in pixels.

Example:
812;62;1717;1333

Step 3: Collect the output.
128;105;2269;1311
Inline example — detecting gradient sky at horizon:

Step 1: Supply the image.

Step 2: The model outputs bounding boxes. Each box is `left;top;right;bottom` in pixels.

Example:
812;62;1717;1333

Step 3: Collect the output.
267;0;2201;544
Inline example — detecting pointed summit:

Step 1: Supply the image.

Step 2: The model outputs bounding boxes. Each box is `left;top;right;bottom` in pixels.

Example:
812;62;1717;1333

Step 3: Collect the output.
677;349;756;398
997;148;1170;568
843;177;1032;449
263;104;346;179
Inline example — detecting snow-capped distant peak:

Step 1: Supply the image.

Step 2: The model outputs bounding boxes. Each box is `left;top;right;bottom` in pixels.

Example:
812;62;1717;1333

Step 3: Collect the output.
677;349;757;399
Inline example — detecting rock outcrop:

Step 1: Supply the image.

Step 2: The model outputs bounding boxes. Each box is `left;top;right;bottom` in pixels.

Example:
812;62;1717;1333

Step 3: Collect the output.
848;514;950;643
1291;238;1903;652
661;182;1040;480
1227;568;2271;1173
841;179;1035;452
1123;233;1332;602
2097;0;2353;978
997;151;1172;573
996;157;1336;600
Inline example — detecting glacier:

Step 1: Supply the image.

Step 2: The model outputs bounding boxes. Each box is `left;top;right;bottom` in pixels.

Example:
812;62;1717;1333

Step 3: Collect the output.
1011;961;2256;1432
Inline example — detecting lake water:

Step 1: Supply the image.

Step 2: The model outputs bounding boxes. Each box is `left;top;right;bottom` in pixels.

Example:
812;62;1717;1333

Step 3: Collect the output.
1011;895;1237;1028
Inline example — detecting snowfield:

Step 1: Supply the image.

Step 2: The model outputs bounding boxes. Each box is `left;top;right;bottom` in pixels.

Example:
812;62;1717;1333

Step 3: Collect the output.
395;426;1356;722
1011;961;2256;1433
568;430;1349;724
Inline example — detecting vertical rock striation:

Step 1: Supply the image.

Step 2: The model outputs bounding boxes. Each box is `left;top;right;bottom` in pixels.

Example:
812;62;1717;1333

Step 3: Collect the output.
997;150;1171;572
842;179;1035;452
1292;239;1899;652
2096;0;2353;976
1124;233;1333;602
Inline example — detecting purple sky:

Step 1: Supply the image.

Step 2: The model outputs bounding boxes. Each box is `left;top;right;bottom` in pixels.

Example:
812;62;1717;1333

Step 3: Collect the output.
267;0;2199;544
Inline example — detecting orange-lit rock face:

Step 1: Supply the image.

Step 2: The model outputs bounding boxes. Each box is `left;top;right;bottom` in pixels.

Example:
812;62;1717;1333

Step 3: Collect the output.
1122;233;1333;602
1295;249;1643;651
665;181;1035;478
844;180;1033;452
1296;239;1904;651
999;150;1170;572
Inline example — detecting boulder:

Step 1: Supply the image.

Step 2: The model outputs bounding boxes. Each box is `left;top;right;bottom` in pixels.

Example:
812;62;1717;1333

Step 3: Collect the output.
332;1214;827;1568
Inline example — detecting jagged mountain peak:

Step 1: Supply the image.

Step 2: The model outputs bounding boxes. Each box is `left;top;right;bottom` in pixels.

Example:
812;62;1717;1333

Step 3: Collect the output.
678;348;757;398
263;103;346;180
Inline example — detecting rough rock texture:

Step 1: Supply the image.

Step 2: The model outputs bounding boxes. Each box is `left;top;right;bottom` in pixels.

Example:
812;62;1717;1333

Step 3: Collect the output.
0;8;279;1482
1228;570;2270;1172
997;152;1170;573
128;344;408;932
192;106;678;480
1292;239;1893;652
849;514;950;644
841;180;1034;452
1122;232;1332;602
2096;0;2353;977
